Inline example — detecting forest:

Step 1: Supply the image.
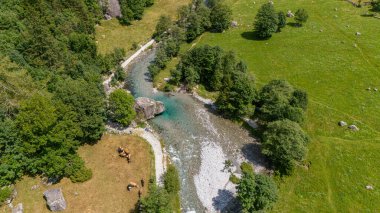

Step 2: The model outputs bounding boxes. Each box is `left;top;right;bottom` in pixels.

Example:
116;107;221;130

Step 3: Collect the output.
0;0;125;187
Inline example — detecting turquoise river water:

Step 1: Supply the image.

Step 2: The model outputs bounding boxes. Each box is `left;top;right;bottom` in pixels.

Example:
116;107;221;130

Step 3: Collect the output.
127;50;266;212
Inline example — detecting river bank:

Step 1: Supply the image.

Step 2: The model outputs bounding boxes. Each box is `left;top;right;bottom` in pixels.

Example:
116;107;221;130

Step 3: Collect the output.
126;50;268;212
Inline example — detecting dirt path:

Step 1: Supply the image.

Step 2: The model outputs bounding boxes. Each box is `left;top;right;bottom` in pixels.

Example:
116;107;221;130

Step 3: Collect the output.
102;39;166;185
132;128;166;186
103;39;155;95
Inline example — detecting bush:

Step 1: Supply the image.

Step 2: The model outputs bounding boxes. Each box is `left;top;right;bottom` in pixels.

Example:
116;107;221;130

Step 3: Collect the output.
114;66;127;83
164;84;175;92
131;42;139;50
240;162;254;175
229;174;240;184
277;11;286;31
70;167;92;183
65;155;93;183
294;9;309;26
140;185;173;213
0;186;12;204
164;165;180;194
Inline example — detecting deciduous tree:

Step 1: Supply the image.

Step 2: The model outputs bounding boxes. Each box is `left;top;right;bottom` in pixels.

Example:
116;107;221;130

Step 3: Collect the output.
254;3;278;38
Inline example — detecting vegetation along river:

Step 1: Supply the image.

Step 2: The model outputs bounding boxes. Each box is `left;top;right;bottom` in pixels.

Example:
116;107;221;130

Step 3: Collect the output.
127;50;266;212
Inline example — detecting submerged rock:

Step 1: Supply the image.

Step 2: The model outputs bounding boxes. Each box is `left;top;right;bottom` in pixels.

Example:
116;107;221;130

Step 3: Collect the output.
43;189;67;211
135;97;165;121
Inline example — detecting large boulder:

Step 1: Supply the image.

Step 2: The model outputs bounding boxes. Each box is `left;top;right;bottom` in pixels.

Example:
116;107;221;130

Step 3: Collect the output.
348;125;359;131
43;189;67;211
338;121;347;127
135;97;165;121
99;0;121;18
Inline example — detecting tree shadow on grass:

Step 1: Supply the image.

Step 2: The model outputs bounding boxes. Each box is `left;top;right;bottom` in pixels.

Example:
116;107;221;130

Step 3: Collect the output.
241;31;270;41
287;22;301;27
360;13;375;17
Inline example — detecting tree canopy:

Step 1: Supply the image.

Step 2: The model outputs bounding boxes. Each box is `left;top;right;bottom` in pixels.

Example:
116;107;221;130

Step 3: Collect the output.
0;0;123;185
237;163;278;212
108;89;136;127
119;0;154;25
262;119;310;174
254;3;278;38
210;3;232;32
256;80;307;123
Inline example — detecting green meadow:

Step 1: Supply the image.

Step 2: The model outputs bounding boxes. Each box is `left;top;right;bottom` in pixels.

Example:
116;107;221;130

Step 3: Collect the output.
160;0;380;211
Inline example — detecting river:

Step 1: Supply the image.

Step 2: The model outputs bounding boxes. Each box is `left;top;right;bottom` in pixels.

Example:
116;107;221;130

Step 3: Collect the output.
127;50;266;212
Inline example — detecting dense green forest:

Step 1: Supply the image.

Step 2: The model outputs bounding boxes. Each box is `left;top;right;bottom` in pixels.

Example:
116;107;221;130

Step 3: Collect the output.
119;0;154;25
0;0;124;186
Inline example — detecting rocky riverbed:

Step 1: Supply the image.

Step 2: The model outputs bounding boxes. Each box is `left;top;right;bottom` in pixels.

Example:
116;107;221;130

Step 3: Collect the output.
127;50;267;212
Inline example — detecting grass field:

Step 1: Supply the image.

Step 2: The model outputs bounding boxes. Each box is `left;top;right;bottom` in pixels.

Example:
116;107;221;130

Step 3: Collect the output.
157;0;380;211
95;0;191;56
0;135;154;213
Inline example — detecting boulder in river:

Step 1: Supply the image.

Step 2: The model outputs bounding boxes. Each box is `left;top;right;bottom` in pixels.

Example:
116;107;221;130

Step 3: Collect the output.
43;189;67;211
135;97;165;121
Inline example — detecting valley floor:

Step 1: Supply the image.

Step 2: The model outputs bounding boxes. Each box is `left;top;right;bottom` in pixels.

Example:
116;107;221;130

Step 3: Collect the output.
0;135;154;213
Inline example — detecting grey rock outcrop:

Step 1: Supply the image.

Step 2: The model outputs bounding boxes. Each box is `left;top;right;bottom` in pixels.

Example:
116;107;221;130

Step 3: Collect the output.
43;189;67;211
99;0;121;18
231;21;238;27
12;203;23;213
135;97;165;121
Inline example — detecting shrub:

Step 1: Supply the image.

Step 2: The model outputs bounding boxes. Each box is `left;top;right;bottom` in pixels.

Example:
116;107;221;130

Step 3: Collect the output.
164;84;175;92
70;167;92;183
140;185;173;213
65;155;93;183
131;42;139;50
229;174;240;184
277;11;286;31
294;8;309;26
164;165;180;194
240;162;254;175
0;186;12;204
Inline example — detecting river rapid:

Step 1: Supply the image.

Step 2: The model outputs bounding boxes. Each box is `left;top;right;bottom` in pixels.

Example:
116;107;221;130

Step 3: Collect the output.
127;50;266;212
